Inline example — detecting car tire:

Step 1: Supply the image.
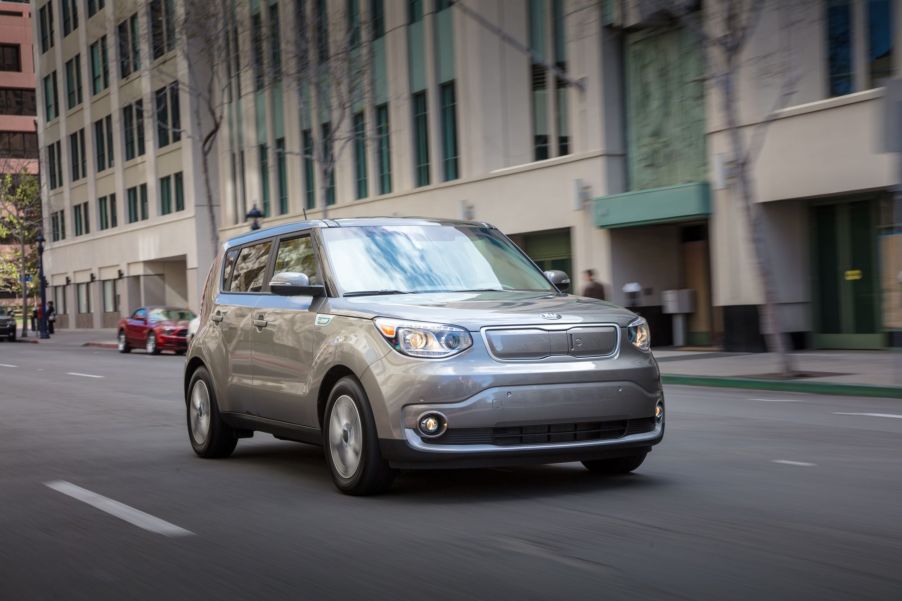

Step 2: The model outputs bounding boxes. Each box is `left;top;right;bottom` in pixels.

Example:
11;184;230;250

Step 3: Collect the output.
323;376;396;496
9;330;15;342
186;366;238;458
118;330;131;353
146;333;161;355
582;452;648;475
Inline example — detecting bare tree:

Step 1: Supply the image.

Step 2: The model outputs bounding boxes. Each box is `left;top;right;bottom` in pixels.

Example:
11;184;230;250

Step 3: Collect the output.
0;168;41;338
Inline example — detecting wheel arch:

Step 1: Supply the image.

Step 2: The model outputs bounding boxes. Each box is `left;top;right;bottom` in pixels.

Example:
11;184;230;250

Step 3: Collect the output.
184;356;208;403
317;365;360;429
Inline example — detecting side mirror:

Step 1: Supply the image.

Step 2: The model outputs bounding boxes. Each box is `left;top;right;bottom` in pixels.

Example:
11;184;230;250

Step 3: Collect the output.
544;270;571;293
270;271;326;297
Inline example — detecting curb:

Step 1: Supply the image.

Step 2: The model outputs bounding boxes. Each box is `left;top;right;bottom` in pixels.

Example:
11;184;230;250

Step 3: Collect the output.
14;338;39;344
662;374;902;399
82;341;119;350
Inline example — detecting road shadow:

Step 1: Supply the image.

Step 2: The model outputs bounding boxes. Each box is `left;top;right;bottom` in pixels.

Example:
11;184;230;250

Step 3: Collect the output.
228;437;671;503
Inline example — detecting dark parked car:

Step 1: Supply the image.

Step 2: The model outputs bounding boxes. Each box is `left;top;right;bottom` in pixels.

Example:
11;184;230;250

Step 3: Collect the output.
0;307;15;341
118;306;196;355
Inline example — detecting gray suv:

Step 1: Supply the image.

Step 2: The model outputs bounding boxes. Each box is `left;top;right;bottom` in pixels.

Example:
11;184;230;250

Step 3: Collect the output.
185;218;664;495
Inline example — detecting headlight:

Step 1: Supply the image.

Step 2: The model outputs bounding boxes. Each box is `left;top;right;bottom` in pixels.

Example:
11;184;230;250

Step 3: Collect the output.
627;317;650;352
374;318;472;359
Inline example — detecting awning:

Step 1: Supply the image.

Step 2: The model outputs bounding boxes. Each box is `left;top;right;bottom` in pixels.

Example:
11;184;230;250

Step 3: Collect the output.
593;181;711;228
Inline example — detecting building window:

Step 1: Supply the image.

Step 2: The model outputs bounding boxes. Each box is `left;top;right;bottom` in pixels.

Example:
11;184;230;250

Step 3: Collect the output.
276;138;288;213
0;132;38;159
315;0;329;63
54;285;68;315
370;0;384;38
127;183;148;223
270;2;282;80
259;143;270;215
102;279;118;312
98;193;117;230
61;0;78;36
827;0;853;96
77;282;91;314
51;209;66;241
412;91;429;187
375;103;391;194
90;37;109;95
64;54;83;109
94;115;114;172
552;0;569;155
528;0;549;161
122;99;145;160
118;13;141;78
155;82;180;147
160;174;173;214
868;0;893;88
174;171;184;211
87;0;105;19
39;4;55;54
149;0;176;60
408;0;423;23
47;141;63;189
348;0;361;48
321;122;335;205
302;129;315;209
252;12;265;90
352;112;368;199
0;44;21;71
0;88;36;115
69;128;86;182
439;82;458;181
73;201;90;236
43;72;60;120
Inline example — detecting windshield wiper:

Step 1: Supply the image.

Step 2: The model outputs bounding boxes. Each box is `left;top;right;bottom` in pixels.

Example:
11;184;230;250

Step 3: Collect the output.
343;290;412;297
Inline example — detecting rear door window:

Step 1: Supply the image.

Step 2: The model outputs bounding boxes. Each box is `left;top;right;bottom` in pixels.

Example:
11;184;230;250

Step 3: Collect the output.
273;236;320;284
221;248;239;291
229;241;273;293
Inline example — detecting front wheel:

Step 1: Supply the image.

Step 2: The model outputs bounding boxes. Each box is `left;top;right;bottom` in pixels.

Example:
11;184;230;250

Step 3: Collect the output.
187;367;237;458
323;377;396;496
118;330;130;353
146;333;160;355
582;452;648;475
9;330;15;342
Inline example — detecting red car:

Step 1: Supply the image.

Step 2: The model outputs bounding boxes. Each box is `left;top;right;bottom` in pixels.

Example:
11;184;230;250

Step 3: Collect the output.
117;306;196;355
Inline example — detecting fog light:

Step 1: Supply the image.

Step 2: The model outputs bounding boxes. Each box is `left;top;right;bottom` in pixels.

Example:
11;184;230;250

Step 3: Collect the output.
655;401;664;423
417;412;447;438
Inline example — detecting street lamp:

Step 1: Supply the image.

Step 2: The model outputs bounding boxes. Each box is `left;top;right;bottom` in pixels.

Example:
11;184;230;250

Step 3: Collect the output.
36;232;49;339
245;205;263;231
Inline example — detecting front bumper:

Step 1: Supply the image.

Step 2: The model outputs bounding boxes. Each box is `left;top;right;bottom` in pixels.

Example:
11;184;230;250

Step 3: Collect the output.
157;334;188;350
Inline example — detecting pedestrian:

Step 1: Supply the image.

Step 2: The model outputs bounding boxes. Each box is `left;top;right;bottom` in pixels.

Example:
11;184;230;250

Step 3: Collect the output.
30;307;37;331
47;301;56;334
581;269;607;301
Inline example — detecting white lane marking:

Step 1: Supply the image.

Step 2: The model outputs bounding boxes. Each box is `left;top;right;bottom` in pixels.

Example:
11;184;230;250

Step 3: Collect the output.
833;412;902;420
748;398;806;403
0;363;17;368
66;371;104;379
772;460;816;467
45;481;194;537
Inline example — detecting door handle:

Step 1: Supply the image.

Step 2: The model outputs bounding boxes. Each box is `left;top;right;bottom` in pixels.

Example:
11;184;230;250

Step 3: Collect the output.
253;318;268;328
211;311;225;324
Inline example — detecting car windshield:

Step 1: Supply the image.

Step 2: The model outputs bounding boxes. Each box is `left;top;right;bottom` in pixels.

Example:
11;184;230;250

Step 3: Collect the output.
321;225;556;295
149;308;196;322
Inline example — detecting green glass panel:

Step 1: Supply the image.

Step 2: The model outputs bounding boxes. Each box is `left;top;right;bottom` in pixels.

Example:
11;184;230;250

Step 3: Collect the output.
848;201;877;333
814;204;841;333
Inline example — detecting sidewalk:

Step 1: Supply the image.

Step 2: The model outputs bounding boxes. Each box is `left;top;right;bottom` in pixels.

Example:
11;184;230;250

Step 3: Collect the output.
13;328;118;349
655;349;902;398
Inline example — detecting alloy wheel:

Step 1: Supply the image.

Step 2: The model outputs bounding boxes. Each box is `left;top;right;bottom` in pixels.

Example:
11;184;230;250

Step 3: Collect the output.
189;380;212;446
328;395;363;479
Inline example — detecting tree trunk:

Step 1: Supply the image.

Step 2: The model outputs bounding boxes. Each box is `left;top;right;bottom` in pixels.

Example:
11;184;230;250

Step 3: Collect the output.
200;148;219;259
719;65;795;376
19;236;27;338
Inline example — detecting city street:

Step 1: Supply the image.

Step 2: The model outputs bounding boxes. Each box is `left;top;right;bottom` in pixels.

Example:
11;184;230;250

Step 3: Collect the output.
1;342;900;601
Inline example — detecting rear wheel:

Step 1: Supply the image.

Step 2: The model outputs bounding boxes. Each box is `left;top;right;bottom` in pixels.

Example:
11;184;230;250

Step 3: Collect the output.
9;330;15;342
582;452;648;475
146;333;160;355
117;330;130;353
187;367;237;458
323;376;396;495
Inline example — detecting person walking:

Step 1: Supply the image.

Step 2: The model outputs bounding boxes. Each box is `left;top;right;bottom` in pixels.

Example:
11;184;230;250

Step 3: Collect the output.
581;269;607;301
30;307;37;331
47;301;56;335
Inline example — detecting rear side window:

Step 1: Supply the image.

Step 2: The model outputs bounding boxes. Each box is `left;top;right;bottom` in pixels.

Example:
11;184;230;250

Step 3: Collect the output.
221;248;239;291
274;236;320;284
229;241;273;292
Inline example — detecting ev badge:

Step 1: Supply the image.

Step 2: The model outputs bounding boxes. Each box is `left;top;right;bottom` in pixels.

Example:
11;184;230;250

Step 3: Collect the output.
540;313;562;320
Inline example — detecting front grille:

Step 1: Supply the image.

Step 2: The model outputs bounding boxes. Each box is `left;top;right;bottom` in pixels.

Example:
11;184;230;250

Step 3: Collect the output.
175;329;188;337
430;417;656;446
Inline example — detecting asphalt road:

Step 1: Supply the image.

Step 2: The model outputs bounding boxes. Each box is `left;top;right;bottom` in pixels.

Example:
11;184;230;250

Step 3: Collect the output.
1;341;900;601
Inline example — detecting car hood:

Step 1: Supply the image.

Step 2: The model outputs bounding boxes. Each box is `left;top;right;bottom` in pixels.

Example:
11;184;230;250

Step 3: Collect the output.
152;320;190;330
328;291;638;331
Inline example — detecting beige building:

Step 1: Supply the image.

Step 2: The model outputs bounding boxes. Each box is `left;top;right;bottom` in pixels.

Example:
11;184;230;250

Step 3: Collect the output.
37;0;901;350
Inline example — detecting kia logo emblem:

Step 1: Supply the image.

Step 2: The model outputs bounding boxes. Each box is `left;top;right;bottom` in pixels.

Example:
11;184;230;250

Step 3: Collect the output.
540;313;562;320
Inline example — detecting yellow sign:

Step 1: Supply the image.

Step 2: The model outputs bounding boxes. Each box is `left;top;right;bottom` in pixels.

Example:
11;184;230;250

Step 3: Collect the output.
844;269;862;281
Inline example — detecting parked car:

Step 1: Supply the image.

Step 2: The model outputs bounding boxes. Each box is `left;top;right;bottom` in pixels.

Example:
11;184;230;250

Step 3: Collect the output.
0;307;16;341
118;306;196;355
187;316;200;342
185;218;664;495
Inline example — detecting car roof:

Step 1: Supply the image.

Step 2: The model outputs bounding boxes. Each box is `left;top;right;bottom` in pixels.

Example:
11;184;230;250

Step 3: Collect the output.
224;217;496;250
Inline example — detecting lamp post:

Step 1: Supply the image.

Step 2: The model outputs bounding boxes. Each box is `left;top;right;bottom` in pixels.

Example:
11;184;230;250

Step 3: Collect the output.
245;205;263;231
36;232;49;339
